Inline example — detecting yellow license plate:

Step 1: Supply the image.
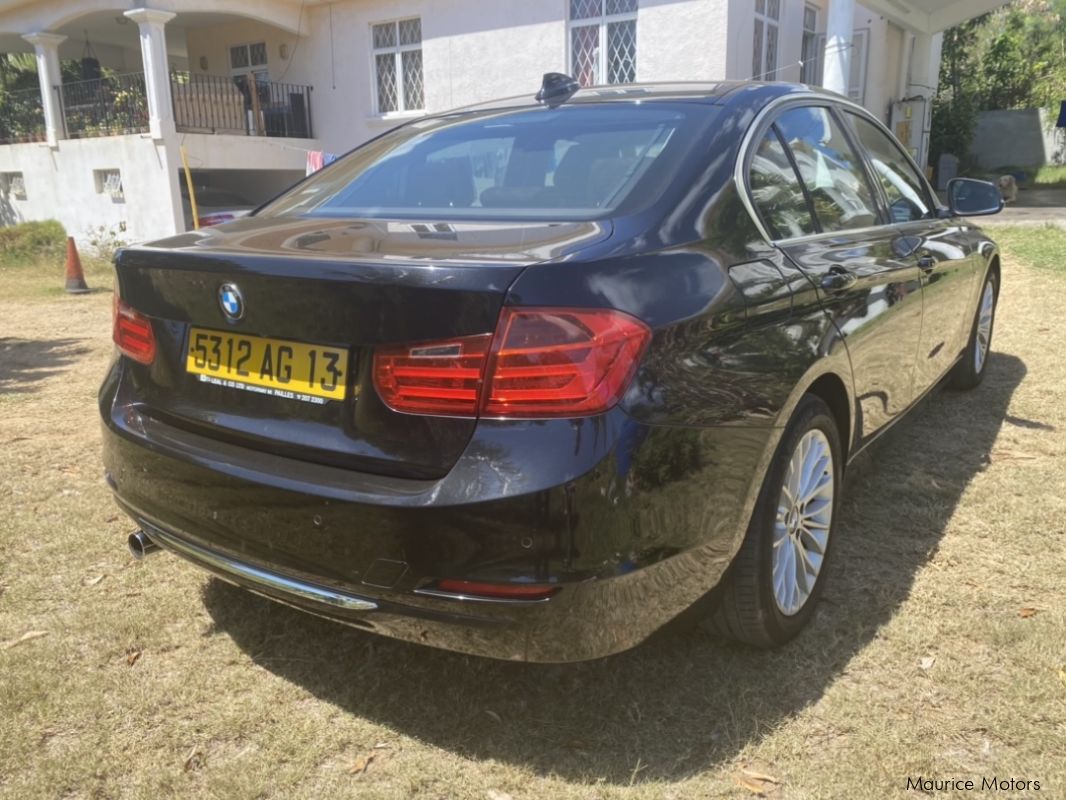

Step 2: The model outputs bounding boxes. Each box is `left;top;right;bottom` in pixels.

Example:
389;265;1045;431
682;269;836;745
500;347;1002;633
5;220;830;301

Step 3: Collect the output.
186;327;348;403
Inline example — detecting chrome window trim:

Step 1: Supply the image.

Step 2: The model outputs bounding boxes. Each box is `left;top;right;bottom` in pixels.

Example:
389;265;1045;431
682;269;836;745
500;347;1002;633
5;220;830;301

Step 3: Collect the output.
734;92;944;247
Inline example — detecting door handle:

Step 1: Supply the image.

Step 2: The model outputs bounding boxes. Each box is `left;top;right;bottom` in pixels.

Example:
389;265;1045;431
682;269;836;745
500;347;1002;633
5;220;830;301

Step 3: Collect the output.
820;266;858;293
918;255;936;272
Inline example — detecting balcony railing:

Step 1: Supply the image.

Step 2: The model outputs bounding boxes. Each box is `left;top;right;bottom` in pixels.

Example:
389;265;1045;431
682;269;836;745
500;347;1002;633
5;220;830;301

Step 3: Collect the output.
58;72;150;138
172;72;313;138
0;86;47;144
49;71;313;141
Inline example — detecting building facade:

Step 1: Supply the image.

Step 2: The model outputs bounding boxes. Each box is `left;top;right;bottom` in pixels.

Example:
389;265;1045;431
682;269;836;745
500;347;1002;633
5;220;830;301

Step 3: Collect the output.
0;0;1005;244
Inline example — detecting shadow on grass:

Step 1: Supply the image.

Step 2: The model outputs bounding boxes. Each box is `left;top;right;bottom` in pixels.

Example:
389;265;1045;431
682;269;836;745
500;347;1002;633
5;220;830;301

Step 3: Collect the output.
201;352;1027;784
0;337;91;394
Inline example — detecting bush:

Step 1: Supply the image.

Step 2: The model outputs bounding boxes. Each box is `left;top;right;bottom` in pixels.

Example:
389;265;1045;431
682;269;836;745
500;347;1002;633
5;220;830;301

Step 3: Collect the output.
929;94;977;171
85;223;128;263
0;219;67;264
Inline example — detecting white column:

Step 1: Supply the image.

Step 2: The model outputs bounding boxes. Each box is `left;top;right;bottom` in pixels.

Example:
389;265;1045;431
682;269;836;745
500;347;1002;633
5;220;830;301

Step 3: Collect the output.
822;0;855;97
907;32;943;171
897;31;915;99
21;33;67;146
124;8;177;140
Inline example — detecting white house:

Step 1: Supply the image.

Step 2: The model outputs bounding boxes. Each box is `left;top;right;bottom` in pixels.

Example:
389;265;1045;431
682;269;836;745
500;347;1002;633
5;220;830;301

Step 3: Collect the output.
0;0;1007;244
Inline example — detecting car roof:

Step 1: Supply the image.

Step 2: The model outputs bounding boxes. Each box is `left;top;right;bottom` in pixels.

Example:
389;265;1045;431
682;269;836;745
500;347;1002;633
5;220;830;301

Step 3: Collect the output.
446;80;842;115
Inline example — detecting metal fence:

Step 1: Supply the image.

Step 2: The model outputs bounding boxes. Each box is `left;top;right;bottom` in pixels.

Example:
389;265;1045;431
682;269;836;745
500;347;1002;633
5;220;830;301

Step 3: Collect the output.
0;86;46;144
171;72;313;138
51;71;313;140
59;72;149;138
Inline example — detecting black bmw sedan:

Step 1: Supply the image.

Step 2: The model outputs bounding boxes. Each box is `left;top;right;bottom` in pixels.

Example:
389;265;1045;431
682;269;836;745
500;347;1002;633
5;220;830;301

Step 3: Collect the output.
101;77;1002;662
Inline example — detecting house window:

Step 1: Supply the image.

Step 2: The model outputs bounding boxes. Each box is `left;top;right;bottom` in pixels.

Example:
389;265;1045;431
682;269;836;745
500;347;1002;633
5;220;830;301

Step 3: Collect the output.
372;18;424;114
0;171;26;200
800;5;820;84
753;0;781;80
569;0;638;88
229;42;268;81
94;169;124;202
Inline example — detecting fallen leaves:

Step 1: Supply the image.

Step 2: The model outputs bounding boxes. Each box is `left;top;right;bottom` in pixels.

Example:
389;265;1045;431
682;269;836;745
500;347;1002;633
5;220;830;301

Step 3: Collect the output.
1019;607;1040;619
85;574;106;587
2;630;48;649
735;766;781;795
348;753;375;775
1056;668;1066;690
918;656;936;671
183;748;204;771
484;709;502;724
485;790;514;800
126;650;142;667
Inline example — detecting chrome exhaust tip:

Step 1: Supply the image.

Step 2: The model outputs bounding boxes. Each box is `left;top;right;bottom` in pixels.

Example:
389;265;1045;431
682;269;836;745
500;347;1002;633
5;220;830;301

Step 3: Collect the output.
128;530;160;560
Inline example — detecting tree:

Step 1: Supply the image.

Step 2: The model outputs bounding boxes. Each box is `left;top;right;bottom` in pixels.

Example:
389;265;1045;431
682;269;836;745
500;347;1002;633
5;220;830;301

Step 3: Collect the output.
930;0;1066;166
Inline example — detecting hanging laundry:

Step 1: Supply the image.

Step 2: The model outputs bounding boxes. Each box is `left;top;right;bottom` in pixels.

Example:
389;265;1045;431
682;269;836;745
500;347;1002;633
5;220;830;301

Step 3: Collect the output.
323;153;339;166
306;151;325;175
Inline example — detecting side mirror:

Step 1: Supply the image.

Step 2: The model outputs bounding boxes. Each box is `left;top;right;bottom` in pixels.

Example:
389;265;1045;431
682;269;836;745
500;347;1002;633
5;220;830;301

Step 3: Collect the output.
947;178;1003;217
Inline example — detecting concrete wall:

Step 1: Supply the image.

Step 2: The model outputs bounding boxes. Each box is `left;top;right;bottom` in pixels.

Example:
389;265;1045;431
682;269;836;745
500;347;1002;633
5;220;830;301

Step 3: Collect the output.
183;19;302;84
0;134;181;244
636;0;729;83
180;132;314;171
0;131;318;243
971;108;1066;170
261;0;733;155
281;0;565;155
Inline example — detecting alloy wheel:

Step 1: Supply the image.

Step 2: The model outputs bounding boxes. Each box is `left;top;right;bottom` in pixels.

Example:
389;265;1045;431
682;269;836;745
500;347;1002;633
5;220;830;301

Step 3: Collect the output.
772;428;834;616
974;280;995;374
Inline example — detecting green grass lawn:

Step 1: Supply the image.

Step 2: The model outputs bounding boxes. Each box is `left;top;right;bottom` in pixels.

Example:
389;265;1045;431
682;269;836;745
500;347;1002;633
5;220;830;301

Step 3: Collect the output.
1030;164;1066;188
0;219;114;300
0;224;1064;799
986;225;1066;273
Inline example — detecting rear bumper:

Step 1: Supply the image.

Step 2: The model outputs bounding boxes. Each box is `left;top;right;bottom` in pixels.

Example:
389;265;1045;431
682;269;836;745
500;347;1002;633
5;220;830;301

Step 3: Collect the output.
101;359;779;662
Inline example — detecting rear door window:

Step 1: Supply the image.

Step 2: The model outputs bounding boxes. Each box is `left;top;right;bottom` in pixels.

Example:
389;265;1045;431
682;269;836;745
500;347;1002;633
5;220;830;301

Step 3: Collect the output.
774;106;881;233
748;126;817;239
847;113;933;223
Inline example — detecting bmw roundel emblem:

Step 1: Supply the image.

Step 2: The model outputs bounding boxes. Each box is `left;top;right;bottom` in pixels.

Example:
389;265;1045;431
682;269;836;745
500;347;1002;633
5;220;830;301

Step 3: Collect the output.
218;283;244;321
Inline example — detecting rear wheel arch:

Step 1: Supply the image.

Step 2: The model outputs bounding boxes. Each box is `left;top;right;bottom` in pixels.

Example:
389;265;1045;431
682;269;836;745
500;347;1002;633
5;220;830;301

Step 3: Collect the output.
773;362;855;465
805;373;852;462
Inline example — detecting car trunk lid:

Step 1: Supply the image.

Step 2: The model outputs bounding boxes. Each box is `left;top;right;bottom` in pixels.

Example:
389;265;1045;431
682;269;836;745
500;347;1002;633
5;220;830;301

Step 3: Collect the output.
114;215;610;479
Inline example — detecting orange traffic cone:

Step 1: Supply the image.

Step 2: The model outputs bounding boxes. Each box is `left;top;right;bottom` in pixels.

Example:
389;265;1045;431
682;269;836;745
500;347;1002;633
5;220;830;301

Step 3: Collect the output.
64;236;90;294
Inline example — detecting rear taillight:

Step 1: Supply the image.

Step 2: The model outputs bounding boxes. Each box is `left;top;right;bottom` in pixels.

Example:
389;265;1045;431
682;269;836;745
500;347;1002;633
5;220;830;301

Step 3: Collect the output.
374;334;491;416
113;296;156;365
197;213;235;227
373;307;650;418
483;308;650;417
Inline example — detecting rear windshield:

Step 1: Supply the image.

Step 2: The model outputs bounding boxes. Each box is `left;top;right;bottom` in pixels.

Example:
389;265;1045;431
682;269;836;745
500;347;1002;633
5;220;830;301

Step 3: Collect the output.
258;104;709;221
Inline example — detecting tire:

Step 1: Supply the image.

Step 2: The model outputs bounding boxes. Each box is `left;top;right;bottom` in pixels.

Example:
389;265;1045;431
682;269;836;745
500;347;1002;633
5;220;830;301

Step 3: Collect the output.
949;268;998;390
709;395;843;647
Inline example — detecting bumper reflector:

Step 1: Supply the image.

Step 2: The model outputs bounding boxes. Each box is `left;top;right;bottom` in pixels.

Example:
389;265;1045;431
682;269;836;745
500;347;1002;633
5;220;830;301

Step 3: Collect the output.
434;579;559;601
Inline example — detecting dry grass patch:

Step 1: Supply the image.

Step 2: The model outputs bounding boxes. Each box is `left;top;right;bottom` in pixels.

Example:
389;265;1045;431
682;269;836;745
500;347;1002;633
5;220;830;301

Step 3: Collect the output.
1;231;1064;799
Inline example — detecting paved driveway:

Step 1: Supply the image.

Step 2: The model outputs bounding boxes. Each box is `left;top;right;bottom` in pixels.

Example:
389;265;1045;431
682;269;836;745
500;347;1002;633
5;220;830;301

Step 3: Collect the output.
987;188;1066;226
